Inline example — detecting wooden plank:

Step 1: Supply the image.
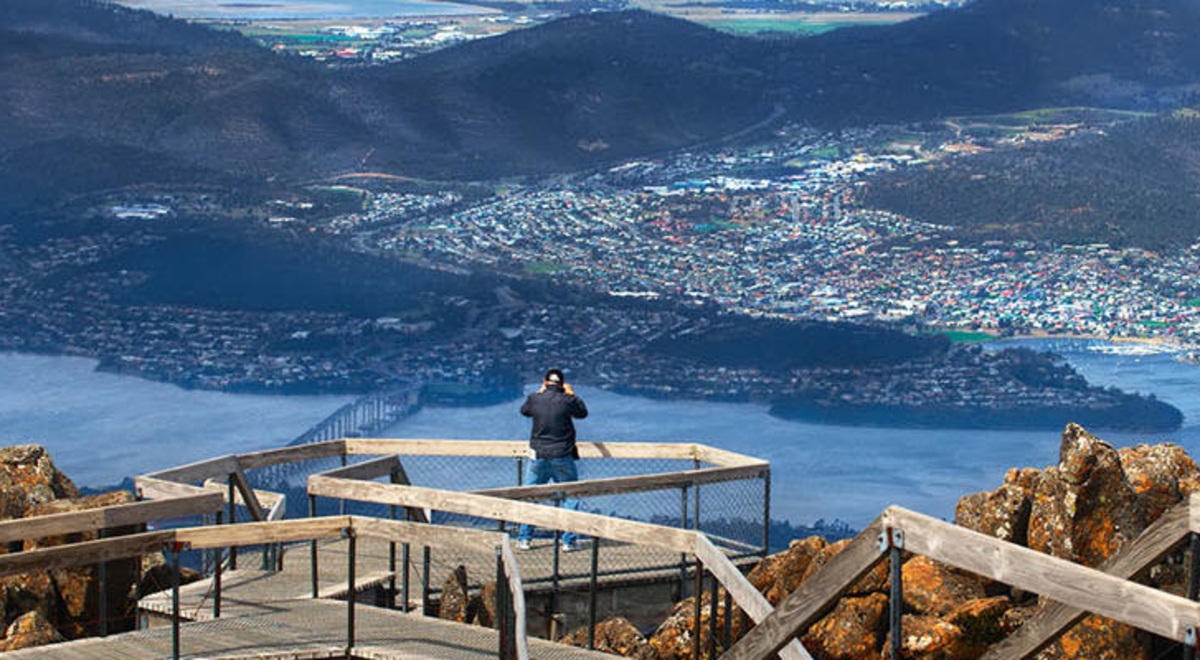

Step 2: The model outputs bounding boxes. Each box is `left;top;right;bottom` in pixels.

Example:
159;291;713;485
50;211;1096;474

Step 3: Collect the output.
0;531;175;577
266;494;288;522
500;538;532;660
345;438;701;461
315;570;395;598
692;445;768;468
346;439;528;458
201;479;284;512
0;491;224;544
389;457;428;523
134;476;210;501
317;455;401;481
176;517;350;549
349;516;506;552
723;518;886;660
309;476;697;554
693;535;812;660
235;440;346;470
142;454;240;485
889;506;1200;644
230;468;267;522
474;464;766;501
981;498;1192;659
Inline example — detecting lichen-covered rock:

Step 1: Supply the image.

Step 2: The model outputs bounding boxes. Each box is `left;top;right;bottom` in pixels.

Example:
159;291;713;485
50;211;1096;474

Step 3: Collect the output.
1027;424;1146;568
955;483;1032;546
470;581;497;628
946;596;1011;656
800;592;887;660
0;610;63;651
133;555;201;602
748;536;826;604
881;614;965;660
1118;443;1200;521
1037;614;1148;660
438;565;470;623
901;556;985;618
0;445;78;521
648;597;701;660
798;538;889;596
565;616;656;658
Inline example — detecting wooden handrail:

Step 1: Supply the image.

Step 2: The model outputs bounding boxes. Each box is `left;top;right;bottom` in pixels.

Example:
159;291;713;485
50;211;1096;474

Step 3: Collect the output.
317;455;402;481
722;518;887;660
475;463;766;501
309;475;699;554
694;535;811;660
0;491;224;545
981;497;1192;658
888;506;1200;645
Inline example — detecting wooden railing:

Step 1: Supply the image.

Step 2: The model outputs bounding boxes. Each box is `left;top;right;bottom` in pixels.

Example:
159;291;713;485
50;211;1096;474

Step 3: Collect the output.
722;497;1200;660
0;515;531;660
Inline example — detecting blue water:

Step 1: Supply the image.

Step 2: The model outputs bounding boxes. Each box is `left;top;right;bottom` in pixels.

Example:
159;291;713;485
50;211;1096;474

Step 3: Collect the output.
116;0;486;19
0;340;1195;528
0;353;352;487
385;339;1200;527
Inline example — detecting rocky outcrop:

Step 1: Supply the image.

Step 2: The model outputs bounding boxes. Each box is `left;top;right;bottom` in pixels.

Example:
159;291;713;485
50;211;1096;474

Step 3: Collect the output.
438;565;471;623
0;611;64;651
0;445;172;651
564;616;656;658
0;445;78;523
636;425;1195;660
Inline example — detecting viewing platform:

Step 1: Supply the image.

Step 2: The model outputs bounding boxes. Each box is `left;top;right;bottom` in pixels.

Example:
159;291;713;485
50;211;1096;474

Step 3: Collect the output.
3;436;1198;660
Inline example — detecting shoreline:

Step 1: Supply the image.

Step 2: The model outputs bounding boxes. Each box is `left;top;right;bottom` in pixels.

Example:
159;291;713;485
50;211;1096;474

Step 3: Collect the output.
935;328;1196;352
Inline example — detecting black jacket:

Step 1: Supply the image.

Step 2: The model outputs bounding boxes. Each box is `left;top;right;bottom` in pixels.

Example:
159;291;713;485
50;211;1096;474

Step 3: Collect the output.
520;385;588;459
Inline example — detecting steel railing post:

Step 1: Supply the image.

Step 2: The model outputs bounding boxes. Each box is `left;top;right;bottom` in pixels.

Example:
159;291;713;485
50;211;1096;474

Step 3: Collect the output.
347;529;356;652
588;538;600;650
692;560;703;660
227;475;237;570
762;469;771;558
309;495;319;598
1186;532;1200;660
169;542;182;660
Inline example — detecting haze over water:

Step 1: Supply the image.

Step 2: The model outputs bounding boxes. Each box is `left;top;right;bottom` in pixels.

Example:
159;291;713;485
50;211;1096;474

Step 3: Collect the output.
0;339;1195;528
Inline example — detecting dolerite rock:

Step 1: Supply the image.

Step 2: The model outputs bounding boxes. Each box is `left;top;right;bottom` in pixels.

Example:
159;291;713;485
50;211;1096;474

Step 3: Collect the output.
901;556;985;618
438;565;471;623
955;481;1031;545
881;614;964;660
0;611;63;651
648;597;701;660
0;445;78;520
800;592;887;659
471;581;497;628
564;616;656;659
1027;424;1146;568
1037;614;1148;660
945;596;1012;656
800;538;890;595
747;536;826;605
1118;443;1200;521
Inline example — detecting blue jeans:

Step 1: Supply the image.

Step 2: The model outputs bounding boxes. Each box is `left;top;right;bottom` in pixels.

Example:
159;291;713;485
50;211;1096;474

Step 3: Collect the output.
517;457;581;545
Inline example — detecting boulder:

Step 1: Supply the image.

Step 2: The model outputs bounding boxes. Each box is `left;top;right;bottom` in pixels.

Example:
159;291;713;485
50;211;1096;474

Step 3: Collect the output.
565;616;656;658
1118;443;1200;521
881;614;965;660
748;536;826;604
1038;614;1148;660
955;483;1032;546
438;565;471;623
1027;424;1146;568
0;445;78;522
134;555;200;602
648;597;701;660
945;596;1012;656
799;538;889;596
800;592;887;660
0;610;63;651
901;556;985;618
470;581;497;628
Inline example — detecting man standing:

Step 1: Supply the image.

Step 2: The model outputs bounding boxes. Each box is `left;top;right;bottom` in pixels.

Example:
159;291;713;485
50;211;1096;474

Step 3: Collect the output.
517;368;588;551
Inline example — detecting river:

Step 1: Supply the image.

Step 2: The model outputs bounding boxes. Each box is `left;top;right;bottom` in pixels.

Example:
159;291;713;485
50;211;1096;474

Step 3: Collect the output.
0;339;1195;527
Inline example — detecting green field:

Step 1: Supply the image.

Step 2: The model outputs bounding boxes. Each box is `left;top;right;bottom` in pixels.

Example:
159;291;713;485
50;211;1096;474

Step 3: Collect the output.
925;330;996;343
1188;299;1200;307
704;19;852;36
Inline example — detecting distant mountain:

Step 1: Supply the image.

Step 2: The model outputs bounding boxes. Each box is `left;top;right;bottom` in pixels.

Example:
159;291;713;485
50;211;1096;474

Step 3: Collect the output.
862;108;1200;248
3;0;1200;204
777;0;1200;126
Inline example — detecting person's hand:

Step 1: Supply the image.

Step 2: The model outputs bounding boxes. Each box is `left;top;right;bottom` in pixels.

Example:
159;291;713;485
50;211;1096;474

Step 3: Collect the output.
538;382;547;394
563;383;575;396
